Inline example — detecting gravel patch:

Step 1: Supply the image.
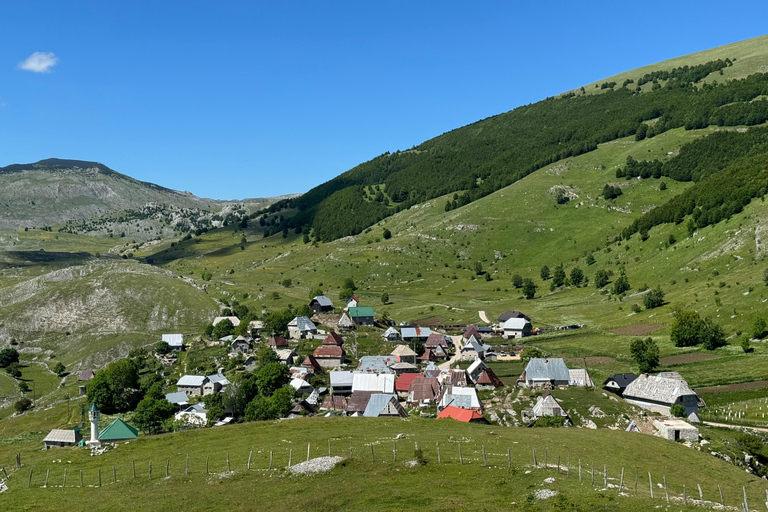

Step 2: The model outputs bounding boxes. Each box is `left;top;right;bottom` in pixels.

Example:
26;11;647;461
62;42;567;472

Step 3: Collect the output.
288;456;344;475
534;489;558;500
543;477;556;483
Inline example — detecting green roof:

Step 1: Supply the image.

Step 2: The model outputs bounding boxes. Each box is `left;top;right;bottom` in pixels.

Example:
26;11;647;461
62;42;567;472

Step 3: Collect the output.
98;418;138;442
348;306;374;318
89;403;99;413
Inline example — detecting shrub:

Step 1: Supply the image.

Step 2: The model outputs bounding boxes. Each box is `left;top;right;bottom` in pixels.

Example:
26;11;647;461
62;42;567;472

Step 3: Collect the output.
522;279;537;300
534;415;565;427
512;274;523;288
741;337;753;353
670;404;686;418
0;348;20;368
670;311;702;347
414;448;428;465
14;397;32;414
594;269;610;289
643;286;665;309
753;317;766;339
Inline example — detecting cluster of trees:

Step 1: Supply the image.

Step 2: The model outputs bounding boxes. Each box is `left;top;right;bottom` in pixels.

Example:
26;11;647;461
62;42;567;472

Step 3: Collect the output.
670;311;726;350
602;184;623;200
267;59;768;242
616;156;663;179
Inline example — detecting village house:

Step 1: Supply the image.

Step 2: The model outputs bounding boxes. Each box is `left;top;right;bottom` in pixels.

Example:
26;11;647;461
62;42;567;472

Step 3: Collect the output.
653;418;699;442
401;326;431;342
463;326;482;342
425;332;450;351
310;295;334;313
502;318;532;339
290;366;310;380
356;355;396;374
349;306;375;326
213;316;240;327
466;358;489;384
268;336;289;349
337;312;355;330
203;373;230;395
290;377;315;396
390;344;418;365
423;362;441;379
176;375;208;396
475;368;504;390
622;374;703;422
288;316;317;339
460;338;487;361
43;428;82;449
301;355;322;373
363;393;408;418
330;371;354;395
395;373;423;398
162;333;185;351
518;358;570;387
164;391;189;409
352;373;395;394
382;326;401;341
78;370;95;382
231;336;251;353
497;310;531;326
532;392;568;419
437;406;489;424
275;349;297;366
418;348;438;363
175;404;208;427
568;368;593;387
438;386;482;411
407;376;440;407
320;395;347;412
603;373;638;396
313;333;346;368
248;320;264;336
345;295;359;310
346;391;379;416
389;362;419;375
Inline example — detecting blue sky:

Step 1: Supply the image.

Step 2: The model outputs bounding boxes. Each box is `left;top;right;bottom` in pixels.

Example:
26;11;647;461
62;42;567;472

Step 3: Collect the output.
1;2;766;199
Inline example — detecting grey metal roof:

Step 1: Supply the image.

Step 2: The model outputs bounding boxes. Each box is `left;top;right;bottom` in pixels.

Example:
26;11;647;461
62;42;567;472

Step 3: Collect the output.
502;318;530;330
401;327;432;339
44;429;79;444
352;373;395;393
164;391;189;404
207;373;230;386
162;333;184;347
177;375;207;387
524;358;570;382
532;394;567;417
290;316;317;331
363;393;401;417
330;371;354;387
312;295;334;307
441;394;472;409
357;355;395;374
623;374;698;405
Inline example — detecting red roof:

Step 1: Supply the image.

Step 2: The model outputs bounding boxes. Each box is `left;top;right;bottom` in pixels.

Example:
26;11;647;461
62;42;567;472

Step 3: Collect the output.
322;332;344;346
268;336;288;348
437;406;485;422
313;345;344;358
463;326;480;339
302;355;322;371
395;373;423;393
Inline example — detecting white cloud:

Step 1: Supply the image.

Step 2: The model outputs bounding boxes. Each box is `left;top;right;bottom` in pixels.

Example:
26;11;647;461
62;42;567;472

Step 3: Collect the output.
18;52;59;73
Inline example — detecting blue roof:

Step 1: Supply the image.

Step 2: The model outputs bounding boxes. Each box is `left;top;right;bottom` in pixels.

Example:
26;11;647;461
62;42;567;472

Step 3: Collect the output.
357;356;395;374
165;391;189;404
312;296;334;307
401;327;432;339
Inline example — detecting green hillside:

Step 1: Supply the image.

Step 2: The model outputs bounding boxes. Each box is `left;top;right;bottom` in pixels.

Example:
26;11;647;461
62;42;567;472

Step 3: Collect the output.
271;34;768;242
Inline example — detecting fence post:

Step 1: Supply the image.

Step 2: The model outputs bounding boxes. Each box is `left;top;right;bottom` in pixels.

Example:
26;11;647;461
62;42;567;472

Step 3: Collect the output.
532;448;536;467
28;468;33;487
166;459;170;478
370;443;375;462
328;439;331;457
80;469;82;488
132;460;136;479
247;450;252;471
113;466;116;484
186;455;189;475
603;464;607;488
306;443;310;463
578;459;581;482
288;450;292;469
663;475;669;503
149;461;152;479
697;484;703;506
742;486;748;512
227;454;230;472
619;467;624;493
393;441;397;462
718;484;724;507
438;443;442;464
507;448;510;470
206;456;209;474
557;456;560;474
483;445;487;467
634;468;638;495
648;472;653;499
45;469;49;487
591;463;594;485
459;444;463;465
63;468;67;487
269;451;273;470
98;469;101;487
545;448;548;468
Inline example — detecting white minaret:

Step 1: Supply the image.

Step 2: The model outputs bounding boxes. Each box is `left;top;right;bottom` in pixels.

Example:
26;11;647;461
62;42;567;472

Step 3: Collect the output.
87;403;101;446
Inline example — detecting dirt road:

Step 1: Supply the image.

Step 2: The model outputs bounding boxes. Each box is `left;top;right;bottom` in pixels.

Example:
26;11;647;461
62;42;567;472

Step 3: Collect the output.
478;310;490;323
439;335;463;370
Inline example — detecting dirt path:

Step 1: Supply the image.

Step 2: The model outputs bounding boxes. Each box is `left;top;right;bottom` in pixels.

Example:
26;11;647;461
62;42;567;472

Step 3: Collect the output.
478;310;490;323
702;421;768;433
439;335;463;370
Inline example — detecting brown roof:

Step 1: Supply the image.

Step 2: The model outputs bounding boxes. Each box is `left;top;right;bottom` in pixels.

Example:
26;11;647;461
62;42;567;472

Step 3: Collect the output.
313;345;344;358
396;373;424;393
476;368;503;387
302;355;322;371
408;377;439;401
322;332;344;346
320;395;347;410
425;333;449;348
78;370;94;381
346;391;380;413
463;326;480;339
268;336;288;348
418;349;437;361
449;369;467;387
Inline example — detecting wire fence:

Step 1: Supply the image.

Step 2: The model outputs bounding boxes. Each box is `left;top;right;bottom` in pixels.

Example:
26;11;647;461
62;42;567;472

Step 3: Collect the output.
4;441;768;510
